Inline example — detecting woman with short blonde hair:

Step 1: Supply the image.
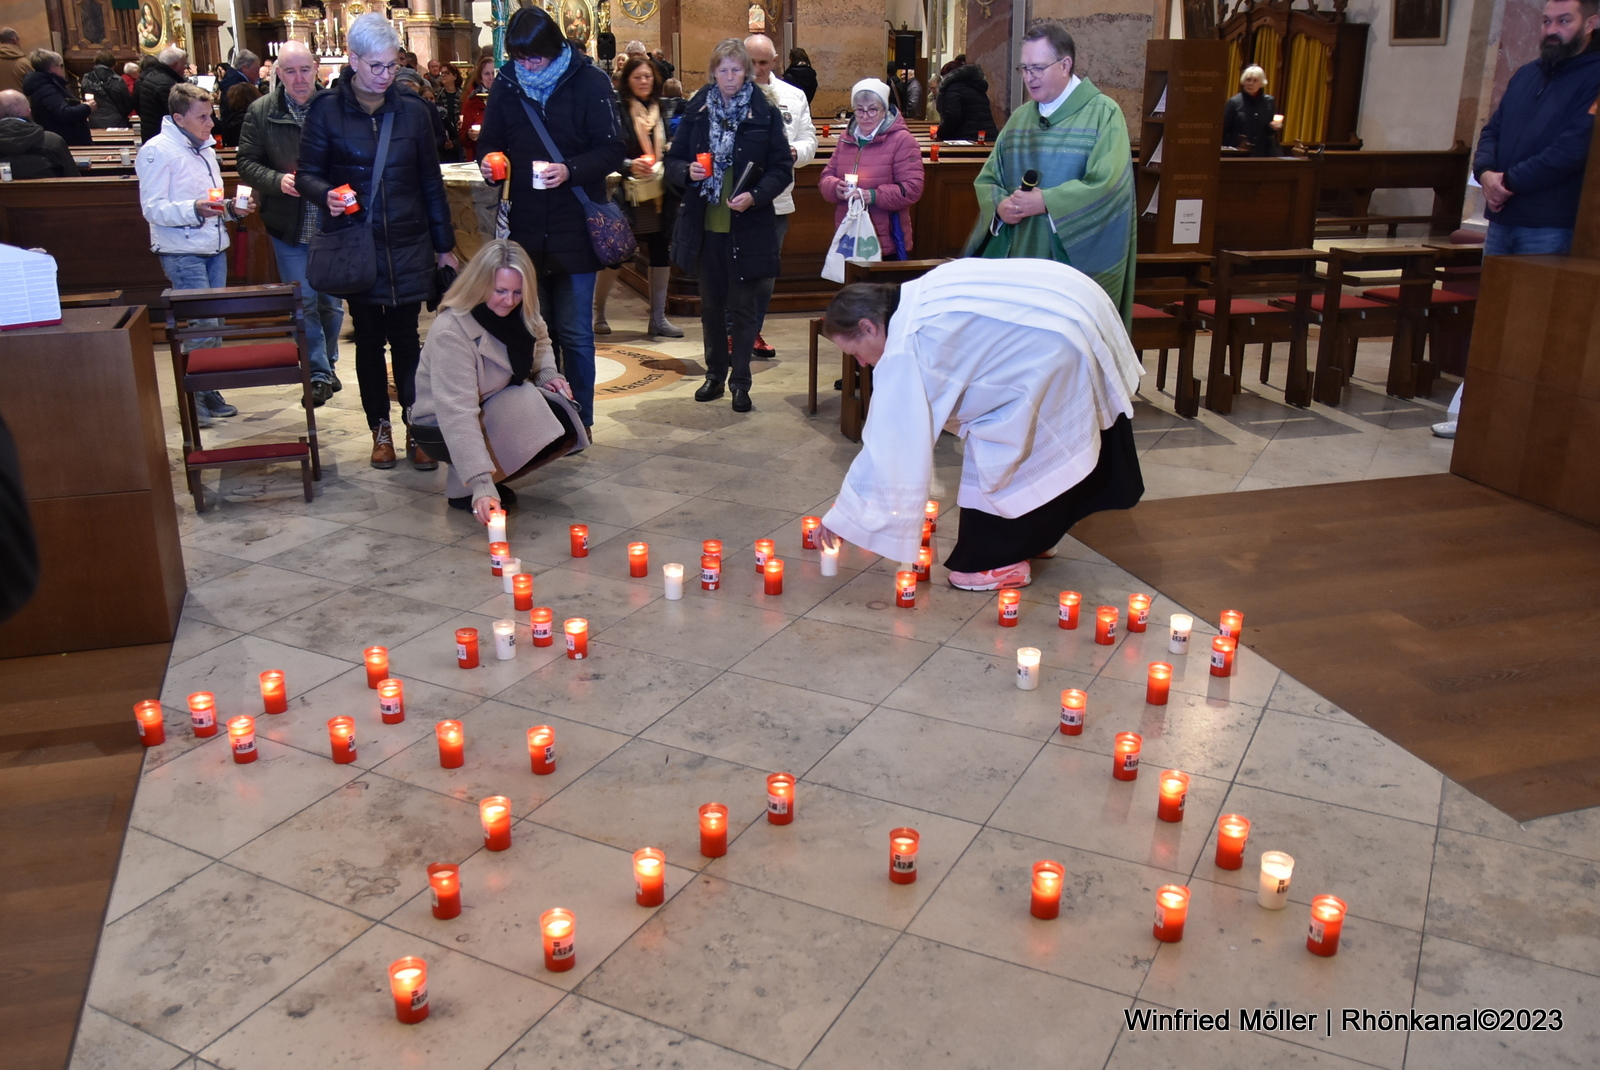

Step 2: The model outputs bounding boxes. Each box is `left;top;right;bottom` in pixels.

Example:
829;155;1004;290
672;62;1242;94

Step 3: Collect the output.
1223;64;1282;155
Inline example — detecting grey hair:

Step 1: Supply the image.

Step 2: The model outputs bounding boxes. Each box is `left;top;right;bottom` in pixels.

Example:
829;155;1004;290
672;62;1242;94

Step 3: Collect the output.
1240;64;1267;87
123;62;139;76
158;44;187;68
27;48;62;72
234;49;261;69
346;12;400;58
624;39;646;54
0;89;28;119
707;38;753;80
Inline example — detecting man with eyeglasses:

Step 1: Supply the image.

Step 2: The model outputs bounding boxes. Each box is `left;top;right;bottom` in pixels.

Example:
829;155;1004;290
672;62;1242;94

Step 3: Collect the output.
966;19;1136;331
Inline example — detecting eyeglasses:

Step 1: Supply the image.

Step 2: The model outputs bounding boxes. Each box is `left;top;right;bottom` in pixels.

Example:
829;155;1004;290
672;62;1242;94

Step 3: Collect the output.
362;60;400;76
1015;59;1067;77
515;56;550;71
857;105;884;117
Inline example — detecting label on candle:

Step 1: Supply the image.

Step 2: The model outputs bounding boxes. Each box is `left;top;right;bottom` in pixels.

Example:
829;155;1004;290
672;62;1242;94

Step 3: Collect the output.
541;744;554;766
579;533;588;551
1154;904;1169;929
548;934;574;961
430;886;439;907
1170;632;1189;654
1104;620;1117;642
457;641;469;662
1133;607;1149;627
380;694;402;716
566;633;585;658
408;981;428;1010
1001;603;1018;622
1060;705;1083;728
191;708;214;730
766;792;789;816
232;733;255;756
1308;916;1326;943
702;565;720;588
1059;604;1073;623
533;620;552;640
892;851;916;874
1121;752;1139;774
1016;664;1031;685
1211;647;1228;670
345;731;357;758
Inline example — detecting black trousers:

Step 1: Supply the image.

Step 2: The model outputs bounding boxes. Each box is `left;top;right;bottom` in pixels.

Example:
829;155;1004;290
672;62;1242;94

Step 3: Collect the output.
697;230;765;390
348;300;421;430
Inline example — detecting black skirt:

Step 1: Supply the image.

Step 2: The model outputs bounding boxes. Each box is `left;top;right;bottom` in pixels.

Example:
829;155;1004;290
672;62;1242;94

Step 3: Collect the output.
944;415;1143;573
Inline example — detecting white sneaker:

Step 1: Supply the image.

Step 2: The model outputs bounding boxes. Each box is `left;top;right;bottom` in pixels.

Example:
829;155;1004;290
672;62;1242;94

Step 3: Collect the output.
1431;420;1457;439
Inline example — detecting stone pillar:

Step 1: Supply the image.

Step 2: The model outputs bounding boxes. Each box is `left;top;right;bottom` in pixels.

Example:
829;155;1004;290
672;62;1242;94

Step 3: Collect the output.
965;0;1012;120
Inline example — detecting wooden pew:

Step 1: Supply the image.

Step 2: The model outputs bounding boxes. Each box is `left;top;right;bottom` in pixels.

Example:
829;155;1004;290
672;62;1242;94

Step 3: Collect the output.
1310;144;1471;237
1212;156;1319;253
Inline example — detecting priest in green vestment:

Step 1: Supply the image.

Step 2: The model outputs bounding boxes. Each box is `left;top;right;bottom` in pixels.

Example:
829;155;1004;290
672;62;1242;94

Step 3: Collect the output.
966;21;1137;331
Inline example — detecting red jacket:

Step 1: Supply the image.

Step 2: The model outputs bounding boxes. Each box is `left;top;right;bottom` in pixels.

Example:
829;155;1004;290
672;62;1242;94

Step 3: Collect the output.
819;111;925;255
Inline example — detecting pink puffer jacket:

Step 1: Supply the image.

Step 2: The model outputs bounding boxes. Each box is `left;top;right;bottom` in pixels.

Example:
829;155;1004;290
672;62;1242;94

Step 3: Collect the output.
818;110;926;255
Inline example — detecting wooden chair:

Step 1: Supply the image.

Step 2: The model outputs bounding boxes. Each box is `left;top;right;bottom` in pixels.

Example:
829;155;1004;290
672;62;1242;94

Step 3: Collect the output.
1356;246;1481;398
165;283;321;512
1131;253;1211;418
1184;249;1322;412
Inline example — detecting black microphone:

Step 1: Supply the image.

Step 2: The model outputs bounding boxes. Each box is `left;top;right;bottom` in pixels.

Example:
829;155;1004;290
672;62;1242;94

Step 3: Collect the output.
1021;169;1040;192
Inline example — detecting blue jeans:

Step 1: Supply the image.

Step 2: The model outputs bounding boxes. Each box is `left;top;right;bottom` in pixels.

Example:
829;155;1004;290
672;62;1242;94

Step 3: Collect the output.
159;252;227;350
269;235;345;381
537;270;597;426
1483;222;1574;256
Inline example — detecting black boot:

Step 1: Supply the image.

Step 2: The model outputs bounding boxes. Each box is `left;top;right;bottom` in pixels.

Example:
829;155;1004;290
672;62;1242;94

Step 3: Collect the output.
731;387;752;413
694;375;726;402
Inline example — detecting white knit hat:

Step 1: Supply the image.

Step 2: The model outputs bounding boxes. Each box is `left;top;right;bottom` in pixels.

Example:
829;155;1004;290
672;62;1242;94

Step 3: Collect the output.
850;78;892;111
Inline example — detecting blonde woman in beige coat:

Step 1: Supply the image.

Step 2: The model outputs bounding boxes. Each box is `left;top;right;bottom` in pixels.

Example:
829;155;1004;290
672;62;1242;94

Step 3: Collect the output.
411;240;585;522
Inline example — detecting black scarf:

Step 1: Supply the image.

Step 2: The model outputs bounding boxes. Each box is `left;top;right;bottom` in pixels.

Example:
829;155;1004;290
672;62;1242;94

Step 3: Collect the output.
471;303;534;385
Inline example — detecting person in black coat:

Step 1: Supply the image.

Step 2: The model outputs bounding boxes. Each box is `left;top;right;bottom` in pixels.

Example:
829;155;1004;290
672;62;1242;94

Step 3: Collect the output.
782;47;817;103
666;39;793;414
476;4;625;431
137;48;185;143
22;50;90;146
1221;65;1282;156
936;62;996;141
216;50;260;127
297;13;458;470
81;51;132;128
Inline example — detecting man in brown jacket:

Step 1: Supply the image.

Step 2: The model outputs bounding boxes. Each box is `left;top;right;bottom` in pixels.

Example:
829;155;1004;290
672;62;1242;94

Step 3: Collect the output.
0;29;32;94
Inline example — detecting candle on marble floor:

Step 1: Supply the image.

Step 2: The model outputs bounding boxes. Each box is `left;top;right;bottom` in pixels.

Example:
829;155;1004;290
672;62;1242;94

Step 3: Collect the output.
1030;859;1064;919
700;553;721;590
436;720;465;768
754;538;775;573
998;589;1020;627
480;795;512;851
889;827;919;884
1153;885;1191;942
1016;647;1042;690
1216;814;1250;870
1146;662;1173;706
502;558;522;595
699;802;729;857
766;772;795;825
259;669;288;714
1058;590;1081;629
364;646;388;688
895;570;917;608
914;546;933;582
486;508;506;547
456;627;480;669
1156;769;1189;822
1128;593;1151;633
228;716;257;764
764;558;784;595
378;678;405;724
388;956;429;1024
569;524;589;558
924;500;940;532
801;516;821;549
511;572;533;612
134;699;165;746
428;862;461;919
1168;614;1193;655
920;519;933;548
663;562;685;600
1307;894;1347;956
1094;606;1118;646
493;619;516;661
1059;688;1087;735
489;541;511;577
702;538;722;564
1210;636;1236;678
328;716;357;763
564;618;589;660
629;541;650;578
1113;731;1142;781
530;607;554;647
541;908;576;971
634;847;666;906
1220;609;1244;639
527;725;556;775
187;691;217;738
820;543;840;576
1258;851;1294;909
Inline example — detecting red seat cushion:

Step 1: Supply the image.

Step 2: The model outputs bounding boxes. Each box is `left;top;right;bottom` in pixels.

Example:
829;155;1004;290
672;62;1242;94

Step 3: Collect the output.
186;342;301;374
186;443;308;466
1196;299;1280;316
1359;286;1478;305
1300;293;1386;312
1132;304;1173;319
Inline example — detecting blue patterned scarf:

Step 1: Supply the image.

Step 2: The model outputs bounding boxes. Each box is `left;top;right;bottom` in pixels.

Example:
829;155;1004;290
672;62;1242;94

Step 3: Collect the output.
512;44;572;106
702;81;754;203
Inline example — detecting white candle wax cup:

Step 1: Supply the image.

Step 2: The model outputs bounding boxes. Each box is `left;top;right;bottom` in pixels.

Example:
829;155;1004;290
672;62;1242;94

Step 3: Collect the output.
1258;851;1294;909
493;620;516;660
486;512;507;546
501;559;522;594
663;563;685;600
820;544;840;576
234;184;253;211
1016;647;1042;691
530;162;551;189
1168;614;1193;655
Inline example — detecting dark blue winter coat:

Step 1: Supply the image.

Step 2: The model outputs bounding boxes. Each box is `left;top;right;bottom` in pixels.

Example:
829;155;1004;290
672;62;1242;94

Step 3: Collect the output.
1474;49;1600;229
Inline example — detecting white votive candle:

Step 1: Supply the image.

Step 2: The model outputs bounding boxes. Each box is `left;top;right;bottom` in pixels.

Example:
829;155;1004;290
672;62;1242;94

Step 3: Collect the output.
1016;647;1042;691
820;543;840;576
663;562;685;600
1169;614;1193;655
493;619;516;661
501;558;522;594
1258;851;1294;909
486;510;507;548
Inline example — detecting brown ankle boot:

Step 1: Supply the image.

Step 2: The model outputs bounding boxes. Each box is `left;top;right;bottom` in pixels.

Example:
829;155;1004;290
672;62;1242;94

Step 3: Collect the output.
407;427;437;471
370;419;397;469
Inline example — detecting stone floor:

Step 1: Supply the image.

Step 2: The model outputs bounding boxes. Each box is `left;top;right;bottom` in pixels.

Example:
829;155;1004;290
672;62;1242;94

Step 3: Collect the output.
69;294;1598;1070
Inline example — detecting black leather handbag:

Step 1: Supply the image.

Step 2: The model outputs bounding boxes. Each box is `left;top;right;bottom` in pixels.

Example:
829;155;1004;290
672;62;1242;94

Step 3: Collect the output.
306;112;394;295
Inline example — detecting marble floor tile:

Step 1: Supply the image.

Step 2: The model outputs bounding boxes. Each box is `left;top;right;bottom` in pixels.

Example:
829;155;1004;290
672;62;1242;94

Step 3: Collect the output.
104;830;214;925
86;863;371;1053
1098;627;1281;711
385;612;564;698
879;645;1093;741
1438;779;1600;863
180;546;251;587
1267;672;1364;726
730;618;938;704
1045;675;1265;782
253;585;461;663
633;495;799;546
67;1007;191;1070
168;616;241;668
575;875;899;1069
801;934;1129;1070
806;707;1042;824
178;509;347;564
491;641;718;735
184;563;349;633
257;524;441;587
801;567;988;645
1237;710;1444;824
604;453;752;496
1104;1010;1374;1070
488;995;774;1070
357;493;499;545
595;593;795;671
702;467;849;514
641;672;873;773
157;633;356;715
197;924;562;1070
262;476;427;525
364;545;521;612
542;480;695;529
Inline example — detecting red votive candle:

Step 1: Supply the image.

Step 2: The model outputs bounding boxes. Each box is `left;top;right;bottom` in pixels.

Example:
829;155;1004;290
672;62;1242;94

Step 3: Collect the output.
428;863;461;919
895;570;917;608
1128;592;1151;633
328;716;357;763
700;553;721;590
480;795;512;851
1030;859;1065;919
373;678;404;724
924;500;940;531
259;670;287;714
699;802;729;857
564;618;589;660
1146;662;1173;705
766;772;795;825
634;847;666;906
889;827;919;884
702;538;722;563
569;524;589;557
920;519;933;547
436;720;465;768
132;699;166;746
629;541;649;578
527;724;556;774
388;956;429;1024
1094;606;1118;645
228;715;258;764
764;558;784;595
1307;894;1348;956
1113;731;1142;780
1059;590;1081;629
530;607;554;646
1219;609;1245;639
1153;885;1191;942
188;691;217;738
1216;813;1251;869
489;541;511;576
998;589;1020;627
364;645;388;688
801;516;821;549
512;572;533;611
541;907;576;971
754;538;775;573
456;627;480;669
1157;769;1189;822
1210;635;1236;677
1059;688;1087;734
915;545;933;582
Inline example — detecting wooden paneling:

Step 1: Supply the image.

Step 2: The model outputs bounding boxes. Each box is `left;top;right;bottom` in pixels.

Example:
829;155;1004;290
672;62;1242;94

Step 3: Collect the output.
1213;156;1317;252
1137;39;1229;255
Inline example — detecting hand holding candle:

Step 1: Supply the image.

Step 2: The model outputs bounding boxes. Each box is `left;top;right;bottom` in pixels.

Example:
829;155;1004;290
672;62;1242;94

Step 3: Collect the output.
820;542;840;576
486;507;507;545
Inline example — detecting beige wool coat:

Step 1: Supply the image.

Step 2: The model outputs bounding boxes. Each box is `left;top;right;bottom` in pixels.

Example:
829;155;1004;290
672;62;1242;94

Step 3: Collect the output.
411;307;565;493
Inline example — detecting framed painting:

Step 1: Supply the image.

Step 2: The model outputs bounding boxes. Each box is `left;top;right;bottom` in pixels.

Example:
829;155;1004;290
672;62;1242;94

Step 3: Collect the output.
1392;0;1447;45
137;0;168;54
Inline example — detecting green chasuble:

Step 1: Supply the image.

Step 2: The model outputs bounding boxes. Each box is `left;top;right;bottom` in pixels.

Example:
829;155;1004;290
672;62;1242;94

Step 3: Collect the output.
966;78;1137;332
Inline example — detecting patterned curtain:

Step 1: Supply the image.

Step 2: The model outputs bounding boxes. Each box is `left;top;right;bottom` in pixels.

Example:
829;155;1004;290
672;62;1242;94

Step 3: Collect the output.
1253;27;1281;93
1285;33;1331;144
1227;37;1243;91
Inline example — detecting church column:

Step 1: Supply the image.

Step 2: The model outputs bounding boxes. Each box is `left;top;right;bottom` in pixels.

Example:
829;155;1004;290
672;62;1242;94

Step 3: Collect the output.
964;0;1012;120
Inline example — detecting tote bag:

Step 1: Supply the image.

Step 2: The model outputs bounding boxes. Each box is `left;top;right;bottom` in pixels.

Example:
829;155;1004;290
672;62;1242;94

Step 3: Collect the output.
821;193;882;283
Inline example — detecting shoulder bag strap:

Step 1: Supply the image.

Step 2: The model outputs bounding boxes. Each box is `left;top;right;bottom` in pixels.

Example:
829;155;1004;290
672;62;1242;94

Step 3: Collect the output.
370;110;395;217
518;96;599;212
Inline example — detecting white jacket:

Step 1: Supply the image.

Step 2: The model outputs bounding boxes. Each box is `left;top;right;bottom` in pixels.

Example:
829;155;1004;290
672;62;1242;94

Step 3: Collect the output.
136;115;231;256
761;75;816;216
823;259;1144;564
